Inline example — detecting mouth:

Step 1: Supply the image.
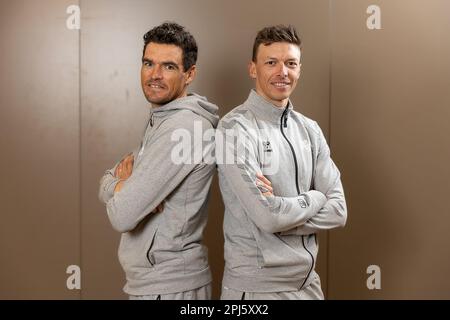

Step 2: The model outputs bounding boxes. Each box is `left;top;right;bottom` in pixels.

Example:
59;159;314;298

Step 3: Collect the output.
271;81;291;89
147;82;166;90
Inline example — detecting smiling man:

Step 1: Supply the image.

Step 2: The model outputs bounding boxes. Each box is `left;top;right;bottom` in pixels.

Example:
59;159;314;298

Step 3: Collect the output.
216;25;347;299
98;22;219;300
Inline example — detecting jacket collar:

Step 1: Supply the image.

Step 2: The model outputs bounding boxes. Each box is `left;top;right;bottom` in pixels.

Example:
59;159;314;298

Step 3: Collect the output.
246;89;293;125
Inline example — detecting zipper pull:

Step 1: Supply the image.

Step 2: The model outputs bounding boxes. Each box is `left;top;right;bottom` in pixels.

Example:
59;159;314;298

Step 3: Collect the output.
283;115;288;128
150;113;154;127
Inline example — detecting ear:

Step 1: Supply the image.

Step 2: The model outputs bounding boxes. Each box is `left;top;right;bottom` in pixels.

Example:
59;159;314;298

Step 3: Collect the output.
248;61;257;80
185;65;197;85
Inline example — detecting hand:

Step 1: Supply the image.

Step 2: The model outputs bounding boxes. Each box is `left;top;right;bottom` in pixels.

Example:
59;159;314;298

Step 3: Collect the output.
115;153;134;180
256;173;273;197
113;154;134;193
151;202;164;214
114;179;125;193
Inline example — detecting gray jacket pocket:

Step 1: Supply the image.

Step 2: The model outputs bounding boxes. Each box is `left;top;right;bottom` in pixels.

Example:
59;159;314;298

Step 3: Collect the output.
145;227;158;267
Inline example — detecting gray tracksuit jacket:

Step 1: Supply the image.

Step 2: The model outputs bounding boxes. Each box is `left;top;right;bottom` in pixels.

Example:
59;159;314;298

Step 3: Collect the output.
98;93;219;296
216;90;347;292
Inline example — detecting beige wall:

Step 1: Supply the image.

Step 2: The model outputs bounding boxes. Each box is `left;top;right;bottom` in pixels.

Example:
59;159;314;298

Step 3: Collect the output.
1;0;449;299
0;0;80;299
329;0;450;299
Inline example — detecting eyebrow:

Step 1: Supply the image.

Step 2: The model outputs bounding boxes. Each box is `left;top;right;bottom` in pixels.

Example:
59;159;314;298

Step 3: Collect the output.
265;56;300;62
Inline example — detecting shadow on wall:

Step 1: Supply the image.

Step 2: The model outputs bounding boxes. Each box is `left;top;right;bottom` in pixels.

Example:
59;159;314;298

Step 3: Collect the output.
203;173;225;299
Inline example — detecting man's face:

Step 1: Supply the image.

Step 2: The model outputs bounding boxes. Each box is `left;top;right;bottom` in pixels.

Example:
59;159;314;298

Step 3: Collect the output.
141;42;195;107
249;42;301;108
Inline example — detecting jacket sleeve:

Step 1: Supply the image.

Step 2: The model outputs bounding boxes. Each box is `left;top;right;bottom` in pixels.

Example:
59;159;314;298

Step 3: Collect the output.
216;118;327;234
98;166;120;204
102;118;206;233
280;123;347;236
98;147;140;205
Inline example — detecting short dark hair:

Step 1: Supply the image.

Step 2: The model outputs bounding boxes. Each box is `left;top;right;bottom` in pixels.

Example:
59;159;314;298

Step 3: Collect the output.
142;22;198;71
252;24;302;62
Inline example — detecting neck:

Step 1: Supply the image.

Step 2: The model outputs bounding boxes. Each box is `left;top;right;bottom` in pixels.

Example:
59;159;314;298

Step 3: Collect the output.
255;89;289;108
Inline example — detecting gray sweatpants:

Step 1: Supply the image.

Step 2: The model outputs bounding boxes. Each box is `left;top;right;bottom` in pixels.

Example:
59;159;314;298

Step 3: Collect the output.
129;283;212;300
221;275;324;300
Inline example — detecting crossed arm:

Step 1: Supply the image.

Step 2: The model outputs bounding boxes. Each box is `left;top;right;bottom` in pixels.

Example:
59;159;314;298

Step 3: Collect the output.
216;120;328;234
98;119;201;233
113;153;164;213
255;126;347;236
216;119;347;235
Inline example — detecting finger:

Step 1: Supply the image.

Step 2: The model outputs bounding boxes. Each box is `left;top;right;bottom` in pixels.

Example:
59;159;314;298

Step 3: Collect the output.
256;179;273;193
115;161;122;175
262;191;273;197
260;175;272;186
256;173;272;186
114;180;124;193
127;156;135;170
125;160;133;176
257;185;272;195
115;162;123;177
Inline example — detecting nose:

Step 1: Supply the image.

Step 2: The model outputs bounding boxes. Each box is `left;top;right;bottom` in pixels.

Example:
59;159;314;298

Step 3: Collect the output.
149;64;163;80
277;63;288;78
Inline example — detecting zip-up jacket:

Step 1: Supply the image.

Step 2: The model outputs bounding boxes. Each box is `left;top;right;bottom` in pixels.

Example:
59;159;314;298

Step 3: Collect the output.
216;89;347;292
99;93;219;296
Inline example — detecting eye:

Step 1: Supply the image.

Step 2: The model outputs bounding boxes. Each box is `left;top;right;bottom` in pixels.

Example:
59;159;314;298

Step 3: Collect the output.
266;60;276;66
287;61;298;68
165;64;176;71
143;61;152;67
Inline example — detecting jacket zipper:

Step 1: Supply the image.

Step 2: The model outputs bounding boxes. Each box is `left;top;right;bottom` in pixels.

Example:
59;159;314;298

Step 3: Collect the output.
280;107;315;290
138;114;154;159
